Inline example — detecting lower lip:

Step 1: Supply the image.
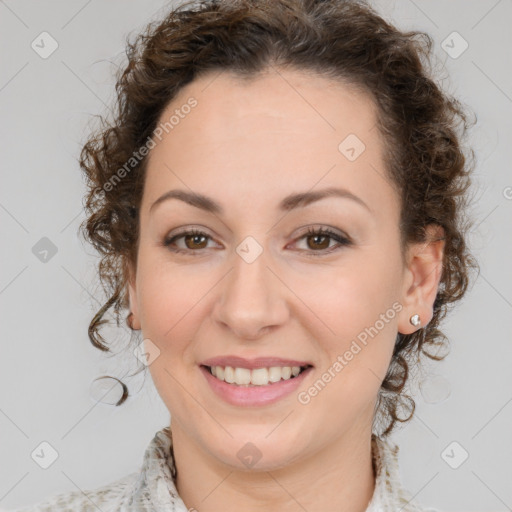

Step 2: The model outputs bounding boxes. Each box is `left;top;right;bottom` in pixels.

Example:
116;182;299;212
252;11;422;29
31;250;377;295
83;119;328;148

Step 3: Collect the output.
200;365;313;407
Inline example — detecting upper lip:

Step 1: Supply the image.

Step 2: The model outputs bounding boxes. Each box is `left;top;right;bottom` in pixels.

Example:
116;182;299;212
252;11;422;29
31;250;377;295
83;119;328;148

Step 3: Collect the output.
200;356;313;370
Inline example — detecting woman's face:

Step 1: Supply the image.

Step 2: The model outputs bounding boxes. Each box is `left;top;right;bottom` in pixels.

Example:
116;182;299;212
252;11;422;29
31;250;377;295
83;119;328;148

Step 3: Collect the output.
128;68;423;469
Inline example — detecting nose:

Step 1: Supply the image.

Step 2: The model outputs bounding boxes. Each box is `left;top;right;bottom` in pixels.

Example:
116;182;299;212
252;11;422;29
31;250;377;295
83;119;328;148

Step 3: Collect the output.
212;247;289;341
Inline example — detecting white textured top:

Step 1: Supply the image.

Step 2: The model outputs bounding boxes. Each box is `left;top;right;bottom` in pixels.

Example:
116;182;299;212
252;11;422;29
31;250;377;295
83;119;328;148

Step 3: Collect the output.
10;427;433;511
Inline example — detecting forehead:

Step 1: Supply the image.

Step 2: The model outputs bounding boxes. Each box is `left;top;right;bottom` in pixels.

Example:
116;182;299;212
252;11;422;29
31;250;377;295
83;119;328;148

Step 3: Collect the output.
162;67;379;145
143;67;395;217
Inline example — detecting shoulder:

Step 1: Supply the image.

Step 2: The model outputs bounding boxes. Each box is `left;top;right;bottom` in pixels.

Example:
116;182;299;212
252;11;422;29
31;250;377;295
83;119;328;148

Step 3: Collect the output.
7;472;138;512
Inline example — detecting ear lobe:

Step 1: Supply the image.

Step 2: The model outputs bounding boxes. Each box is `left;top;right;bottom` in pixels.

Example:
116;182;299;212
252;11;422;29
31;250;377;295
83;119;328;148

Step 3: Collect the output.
398;224;445;335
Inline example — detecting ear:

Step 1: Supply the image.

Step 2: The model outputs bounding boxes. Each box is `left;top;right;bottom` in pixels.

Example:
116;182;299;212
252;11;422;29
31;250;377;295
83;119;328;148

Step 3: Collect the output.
397;224;445;335
126;260;142;331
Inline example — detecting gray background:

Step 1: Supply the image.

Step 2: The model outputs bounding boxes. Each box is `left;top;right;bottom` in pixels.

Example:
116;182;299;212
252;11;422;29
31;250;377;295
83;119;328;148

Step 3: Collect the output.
0;1;511;510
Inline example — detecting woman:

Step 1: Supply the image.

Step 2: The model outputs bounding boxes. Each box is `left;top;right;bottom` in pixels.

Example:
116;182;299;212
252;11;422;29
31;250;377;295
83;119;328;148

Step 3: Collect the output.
12;0;477;510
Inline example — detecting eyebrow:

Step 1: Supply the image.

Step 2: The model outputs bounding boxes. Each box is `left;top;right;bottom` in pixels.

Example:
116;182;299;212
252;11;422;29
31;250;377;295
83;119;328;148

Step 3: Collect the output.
149;186;372;215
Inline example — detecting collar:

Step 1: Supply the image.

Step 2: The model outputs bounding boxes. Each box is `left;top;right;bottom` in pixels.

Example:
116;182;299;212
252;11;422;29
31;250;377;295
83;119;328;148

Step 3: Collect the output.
121;427;424;511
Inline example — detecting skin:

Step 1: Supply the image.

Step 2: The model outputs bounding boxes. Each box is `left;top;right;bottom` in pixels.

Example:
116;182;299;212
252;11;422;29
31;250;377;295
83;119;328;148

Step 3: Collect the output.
127;66;444;512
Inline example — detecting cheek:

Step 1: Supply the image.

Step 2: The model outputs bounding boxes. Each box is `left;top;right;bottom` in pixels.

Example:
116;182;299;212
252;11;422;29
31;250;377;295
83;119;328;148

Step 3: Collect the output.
136;261;206;359
295;250;401;342
136;264;210;417
293;250;400;400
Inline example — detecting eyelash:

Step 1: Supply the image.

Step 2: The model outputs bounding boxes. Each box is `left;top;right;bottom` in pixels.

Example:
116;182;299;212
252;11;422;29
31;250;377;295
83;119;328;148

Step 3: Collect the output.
162;226;352;257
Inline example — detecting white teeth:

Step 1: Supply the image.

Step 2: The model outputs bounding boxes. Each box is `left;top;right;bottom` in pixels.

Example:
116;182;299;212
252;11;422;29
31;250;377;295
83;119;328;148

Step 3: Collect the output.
224;366;235;383
251;367;269;385
281;366;292;379
209;365;306;386
268;366;283;383
234;367;251;385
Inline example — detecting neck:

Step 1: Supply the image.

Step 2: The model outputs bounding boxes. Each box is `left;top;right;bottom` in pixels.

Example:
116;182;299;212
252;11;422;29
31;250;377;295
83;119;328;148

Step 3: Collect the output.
171;418;376;512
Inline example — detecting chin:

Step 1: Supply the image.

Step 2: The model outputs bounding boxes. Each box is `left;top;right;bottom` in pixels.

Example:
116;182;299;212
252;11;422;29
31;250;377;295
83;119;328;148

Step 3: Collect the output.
209;431;307;472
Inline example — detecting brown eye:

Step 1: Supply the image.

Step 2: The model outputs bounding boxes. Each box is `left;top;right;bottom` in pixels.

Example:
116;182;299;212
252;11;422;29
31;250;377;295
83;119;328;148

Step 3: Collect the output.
183;233;208;249
163;229;214;255
293;226;352;256
306;233;331;250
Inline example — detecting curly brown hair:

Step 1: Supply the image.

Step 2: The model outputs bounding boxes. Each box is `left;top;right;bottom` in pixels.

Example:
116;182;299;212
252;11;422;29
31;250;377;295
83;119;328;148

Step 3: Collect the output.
78;0;479;436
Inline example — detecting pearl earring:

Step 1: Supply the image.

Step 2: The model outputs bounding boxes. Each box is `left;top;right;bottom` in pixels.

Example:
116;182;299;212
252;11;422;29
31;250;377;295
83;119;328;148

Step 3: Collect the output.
409;314;421;327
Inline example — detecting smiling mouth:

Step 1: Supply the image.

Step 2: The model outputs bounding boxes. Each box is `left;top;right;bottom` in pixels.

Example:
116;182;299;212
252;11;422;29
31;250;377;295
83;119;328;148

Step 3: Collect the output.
201;364;312;387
